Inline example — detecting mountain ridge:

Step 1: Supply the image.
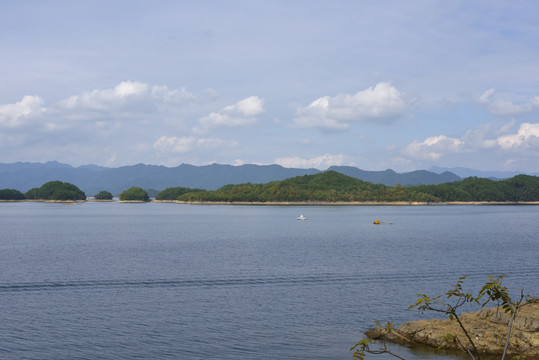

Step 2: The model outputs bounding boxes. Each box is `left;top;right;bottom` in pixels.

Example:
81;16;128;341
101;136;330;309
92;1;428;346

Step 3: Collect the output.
0;161;519;196
428;166;539;179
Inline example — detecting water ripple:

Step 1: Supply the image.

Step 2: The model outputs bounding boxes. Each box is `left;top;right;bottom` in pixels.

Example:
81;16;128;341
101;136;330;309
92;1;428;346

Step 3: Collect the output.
2;267;537;293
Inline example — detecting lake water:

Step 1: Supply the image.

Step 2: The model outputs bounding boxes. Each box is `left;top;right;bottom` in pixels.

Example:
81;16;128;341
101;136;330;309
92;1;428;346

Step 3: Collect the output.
0;202;538;360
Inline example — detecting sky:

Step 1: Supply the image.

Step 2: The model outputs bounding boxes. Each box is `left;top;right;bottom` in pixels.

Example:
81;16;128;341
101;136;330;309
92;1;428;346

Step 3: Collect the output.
1;1;539;172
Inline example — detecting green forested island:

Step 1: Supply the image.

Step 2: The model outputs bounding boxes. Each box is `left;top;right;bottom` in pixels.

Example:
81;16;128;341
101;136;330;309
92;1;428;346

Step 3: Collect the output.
119;187;150;202
0;189;26;200
1;172;539;203
25;181;86;201
94;190;114;200
172;171;539;203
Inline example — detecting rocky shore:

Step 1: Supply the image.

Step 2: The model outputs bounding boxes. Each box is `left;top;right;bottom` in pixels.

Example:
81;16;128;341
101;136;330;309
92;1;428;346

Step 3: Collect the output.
367;300;539;359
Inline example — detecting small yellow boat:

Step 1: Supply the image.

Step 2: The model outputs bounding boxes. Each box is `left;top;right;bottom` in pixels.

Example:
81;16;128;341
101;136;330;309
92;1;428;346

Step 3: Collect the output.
373;219;381;225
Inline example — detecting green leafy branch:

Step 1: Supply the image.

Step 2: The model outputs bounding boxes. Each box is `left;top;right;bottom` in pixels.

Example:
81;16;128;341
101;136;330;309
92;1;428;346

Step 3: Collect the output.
352;275;534;360
350;322;406;360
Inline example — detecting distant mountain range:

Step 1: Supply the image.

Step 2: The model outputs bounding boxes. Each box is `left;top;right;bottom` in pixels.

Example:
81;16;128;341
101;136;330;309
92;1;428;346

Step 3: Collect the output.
326;166;460;187
428;166;539;180
0;161;532;196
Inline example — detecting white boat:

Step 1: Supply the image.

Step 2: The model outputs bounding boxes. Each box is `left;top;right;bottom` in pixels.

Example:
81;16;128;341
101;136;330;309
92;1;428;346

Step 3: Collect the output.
297;214;307;220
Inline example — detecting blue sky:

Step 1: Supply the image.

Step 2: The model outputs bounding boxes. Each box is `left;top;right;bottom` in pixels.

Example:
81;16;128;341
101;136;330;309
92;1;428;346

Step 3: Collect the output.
1;1;539;172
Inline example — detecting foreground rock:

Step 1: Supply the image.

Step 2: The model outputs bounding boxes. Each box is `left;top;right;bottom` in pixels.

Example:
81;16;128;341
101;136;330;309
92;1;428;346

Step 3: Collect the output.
367;300;539;359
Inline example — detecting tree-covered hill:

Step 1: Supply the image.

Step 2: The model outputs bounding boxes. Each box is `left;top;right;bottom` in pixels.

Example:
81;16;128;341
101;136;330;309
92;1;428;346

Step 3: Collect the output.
155;186;204;200
408;174;539;202
119;187;150;202
94;190;113;200
24;181;86;201
178;171;438;202
0;189;26;200
177;171;539;203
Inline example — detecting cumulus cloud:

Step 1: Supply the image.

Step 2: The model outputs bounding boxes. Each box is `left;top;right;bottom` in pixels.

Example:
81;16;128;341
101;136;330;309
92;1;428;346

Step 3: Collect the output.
0;82;208;165
403;135;466;160
293;82;410;131
153;135;238;154
224;96;265;117
274;154;352;169
55;81;196;115
0;81;198;135
0;81;201;142
150;85;196;105
0;95;44;128
195;96;265;133
478;89;539;116
403;121;539;161
497;123;539;150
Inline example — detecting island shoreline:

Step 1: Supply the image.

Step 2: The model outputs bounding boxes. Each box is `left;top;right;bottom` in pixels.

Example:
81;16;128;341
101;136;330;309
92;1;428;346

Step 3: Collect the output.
2;200;539;205
152;200;539;206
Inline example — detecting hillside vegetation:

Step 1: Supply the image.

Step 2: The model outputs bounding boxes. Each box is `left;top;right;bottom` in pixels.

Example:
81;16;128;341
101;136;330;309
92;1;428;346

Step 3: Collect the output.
2;172;539;203
119;187;150;202
409;174;539;202
94;190;113;200
0;189;26;200
25;181;86;201
155;186;204;200
177;171;539;203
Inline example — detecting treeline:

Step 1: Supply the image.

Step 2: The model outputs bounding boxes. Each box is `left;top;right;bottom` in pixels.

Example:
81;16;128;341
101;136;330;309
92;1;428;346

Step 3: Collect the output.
175;171;539;203
2;172;539;203
155;186;204;200
0;181;154;202
0;189;26;200
0;181;152;202
176;171;435;202
0;181;99;201
408;175;539;202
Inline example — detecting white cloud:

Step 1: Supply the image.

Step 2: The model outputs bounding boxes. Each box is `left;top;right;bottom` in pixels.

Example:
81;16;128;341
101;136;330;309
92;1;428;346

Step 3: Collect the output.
153;135;239;154
274;154;352;169
0;95;44;128
478;89;539;116
56;81;148;111
403;135;465;160
403;121;539;162
150;85;197;105
0;82;213;166
0;81;199;138
497;123;539;149
459;123;501;150
55;81;196;114
293;82;410;131
224;96;265;117
196;96;265;133
199;112;252;127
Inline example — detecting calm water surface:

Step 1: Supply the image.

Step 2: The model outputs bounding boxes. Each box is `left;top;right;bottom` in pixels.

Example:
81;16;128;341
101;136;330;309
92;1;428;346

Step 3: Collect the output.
0;202;538;359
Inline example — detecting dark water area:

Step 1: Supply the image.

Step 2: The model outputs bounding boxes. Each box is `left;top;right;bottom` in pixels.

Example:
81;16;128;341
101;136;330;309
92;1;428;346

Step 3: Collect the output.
0;202;538;359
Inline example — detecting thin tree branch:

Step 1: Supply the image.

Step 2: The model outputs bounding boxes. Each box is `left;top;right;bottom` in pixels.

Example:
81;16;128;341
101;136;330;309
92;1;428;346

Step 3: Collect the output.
453;313;480;360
